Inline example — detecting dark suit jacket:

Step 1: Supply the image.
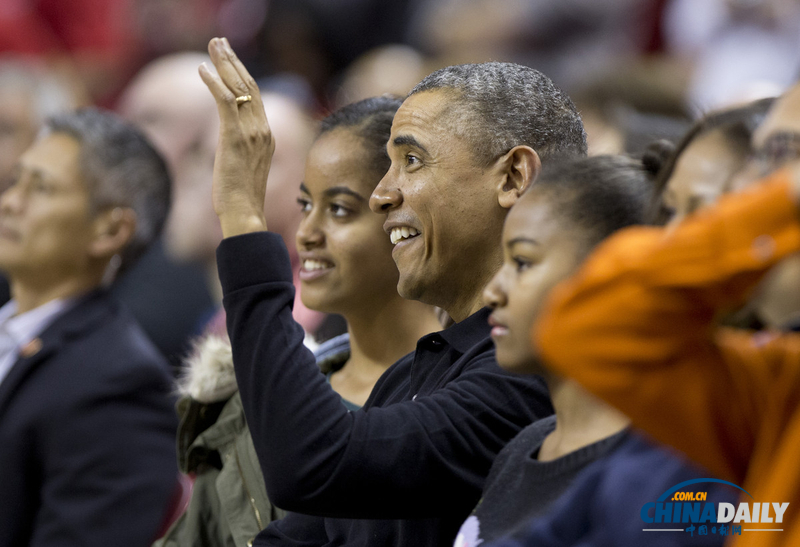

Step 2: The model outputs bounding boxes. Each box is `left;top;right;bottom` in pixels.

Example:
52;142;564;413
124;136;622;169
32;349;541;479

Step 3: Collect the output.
0;290;179;546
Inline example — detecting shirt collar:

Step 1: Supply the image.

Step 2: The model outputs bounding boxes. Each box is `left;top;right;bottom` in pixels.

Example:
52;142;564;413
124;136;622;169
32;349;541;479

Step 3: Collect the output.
436;307;492;353
0;298;71;348
0;300;17;328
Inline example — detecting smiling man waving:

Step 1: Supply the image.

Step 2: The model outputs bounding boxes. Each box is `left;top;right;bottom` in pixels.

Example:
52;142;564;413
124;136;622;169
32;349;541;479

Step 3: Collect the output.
201;37;586;547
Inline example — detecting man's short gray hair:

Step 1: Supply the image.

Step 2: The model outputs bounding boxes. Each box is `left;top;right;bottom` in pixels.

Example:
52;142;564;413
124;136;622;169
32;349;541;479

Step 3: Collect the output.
45;108;171;271
409;62;587;164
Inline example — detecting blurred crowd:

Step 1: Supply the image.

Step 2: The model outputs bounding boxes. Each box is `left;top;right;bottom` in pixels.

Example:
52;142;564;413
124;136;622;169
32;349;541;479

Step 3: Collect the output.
1;1;800;546
2;0;798;363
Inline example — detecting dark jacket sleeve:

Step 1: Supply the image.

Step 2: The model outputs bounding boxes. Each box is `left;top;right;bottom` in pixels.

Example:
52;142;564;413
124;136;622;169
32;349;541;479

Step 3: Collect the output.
217;232;549;519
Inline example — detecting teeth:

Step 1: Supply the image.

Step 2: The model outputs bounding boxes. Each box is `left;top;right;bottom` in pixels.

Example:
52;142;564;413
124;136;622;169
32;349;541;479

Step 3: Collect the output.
303;259;333;271
390;227;420;245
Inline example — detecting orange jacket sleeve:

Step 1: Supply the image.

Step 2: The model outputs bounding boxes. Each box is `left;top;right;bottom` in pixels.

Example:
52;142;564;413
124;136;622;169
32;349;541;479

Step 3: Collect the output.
533;171;800;484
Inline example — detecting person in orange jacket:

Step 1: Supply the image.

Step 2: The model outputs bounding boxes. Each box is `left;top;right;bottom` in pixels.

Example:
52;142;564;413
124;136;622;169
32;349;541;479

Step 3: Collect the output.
533;83;800;547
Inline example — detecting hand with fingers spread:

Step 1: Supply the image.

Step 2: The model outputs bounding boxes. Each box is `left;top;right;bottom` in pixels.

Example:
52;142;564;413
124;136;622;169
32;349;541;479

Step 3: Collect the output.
199;37;273;238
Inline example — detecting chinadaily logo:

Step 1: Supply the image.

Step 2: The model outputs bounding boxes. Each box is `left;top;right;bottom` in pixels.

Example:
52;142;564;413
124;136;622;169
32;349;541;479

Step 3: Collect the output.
641;479;789;537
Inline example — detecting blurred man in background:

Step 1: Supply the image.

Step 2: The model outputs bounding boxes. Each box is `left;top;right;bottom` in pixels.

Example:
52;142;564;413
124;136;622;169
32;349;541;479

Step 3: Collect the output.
0;108;178;547
115;53;218;365
120;53;324;342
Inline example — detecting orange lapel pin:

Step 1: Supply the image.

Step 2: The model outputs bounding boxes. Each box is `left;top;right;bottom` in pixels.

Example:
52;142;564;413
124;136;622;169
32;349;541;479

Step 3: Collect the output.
20;338;43;358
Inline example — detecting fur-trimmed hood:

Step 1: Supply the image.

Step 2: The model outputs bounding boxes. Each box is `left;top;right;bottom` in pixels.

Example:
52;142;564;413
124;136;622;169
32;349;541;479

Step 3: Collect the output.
177;334;238;404
176;331;352;404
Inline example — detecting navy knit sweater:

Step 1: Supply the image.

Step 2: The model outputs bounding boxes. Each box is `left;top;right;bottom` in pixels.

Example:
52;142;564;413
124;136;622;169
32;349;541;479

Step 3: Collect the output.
216;232;553;546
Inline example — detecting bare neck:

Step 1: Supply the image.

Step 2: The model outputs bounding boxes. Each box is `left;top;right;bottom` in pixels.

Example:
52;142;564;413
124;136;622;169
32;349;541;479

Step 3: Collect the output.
331;296;441;406
537;377;630;462
445;291;487;324
345;296;441;370
441;252;502;323
10;270;102;314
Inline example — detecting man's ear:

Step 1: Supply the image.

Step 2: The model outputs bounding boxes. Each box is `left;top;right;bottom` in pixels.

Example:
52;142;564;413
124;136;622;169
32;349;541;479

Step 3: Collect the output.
89;207;137;258
495;145;541;209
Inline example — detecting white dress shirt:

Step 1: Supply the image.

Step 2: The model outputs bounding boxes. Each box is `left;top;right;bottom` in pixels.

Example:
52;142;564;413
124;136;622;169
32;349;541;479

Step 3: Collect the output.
0;298;71;387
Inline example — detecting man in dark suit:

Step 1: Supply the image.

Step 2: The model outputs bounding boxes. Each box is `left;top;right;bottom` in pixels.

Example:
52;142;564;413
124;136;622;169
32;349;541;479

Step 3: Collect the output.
0;108;179;546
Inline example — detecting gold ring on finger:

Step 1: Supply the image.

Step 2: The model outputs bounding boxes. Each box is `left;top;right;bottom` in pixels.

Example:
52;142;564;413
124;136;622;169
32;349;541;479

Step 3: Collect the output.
235;94;252;106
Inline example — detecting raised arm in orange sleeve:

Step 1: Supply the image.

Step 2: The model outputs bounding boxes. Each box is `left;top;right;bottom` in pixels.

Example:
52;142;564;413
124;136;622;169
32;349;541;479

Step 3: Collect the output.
533;170;800;487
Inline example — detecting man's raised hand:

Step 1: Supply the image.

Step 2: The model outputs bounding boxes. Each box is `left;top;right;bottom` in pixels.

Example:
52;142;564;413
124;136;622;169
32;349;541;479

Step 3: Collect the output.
199;37;273;237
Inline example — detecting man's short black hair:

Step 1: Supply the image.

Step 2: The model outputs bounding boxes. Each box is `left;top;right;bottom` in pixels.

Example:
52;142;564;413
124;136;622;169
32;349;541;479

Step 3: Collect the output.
409;62;587;165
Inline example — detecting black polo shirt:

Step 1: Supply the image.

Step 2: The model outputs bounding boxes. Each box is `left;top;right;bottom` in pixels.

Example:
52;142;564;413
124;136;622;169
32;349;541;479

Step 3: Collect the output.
217;232;553;547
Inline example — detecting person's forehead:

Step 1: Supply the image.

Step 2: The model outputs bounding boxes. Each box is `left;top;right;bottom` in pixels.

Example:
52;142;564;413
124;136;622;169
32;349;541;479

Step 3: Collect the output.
21;132;82;182
263;96;314;156
0;87;33;122
392;90;458;137
753;85;800;148
306;128;375;186
125;68;215;125
306;128;363;171
504;195;559;242
669;131;738;191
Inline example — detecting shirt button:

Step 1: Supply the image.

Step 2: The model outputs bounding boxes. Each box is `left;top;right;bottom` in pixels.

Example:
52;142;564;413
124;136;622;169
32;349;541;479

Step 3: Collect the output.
751;235;776;262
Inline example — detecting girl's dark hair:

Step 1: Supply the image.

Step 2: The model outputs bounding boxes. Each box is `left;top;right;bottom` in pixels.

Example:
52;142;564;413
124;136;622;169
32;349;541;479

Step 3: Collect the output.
319;96;404;179
650;97;776;199
525;154;660;258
